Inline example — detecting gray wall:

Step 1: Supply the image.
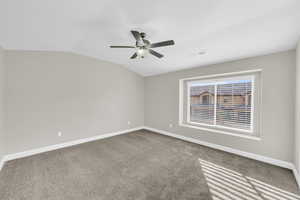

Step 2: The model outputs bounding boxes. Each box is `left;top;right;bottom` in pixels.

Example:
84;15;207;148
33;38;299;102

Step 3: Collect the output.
1;49;297;164
0;47;4;159
145;50;296;162
295;41;300;172
4;50;144;154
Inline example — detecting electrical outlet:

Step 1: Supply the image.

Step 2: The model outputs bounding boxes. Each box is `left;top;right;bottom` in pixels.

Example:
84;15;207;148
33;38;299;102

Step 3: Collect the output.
169;124;173;128
58;131;62;137
127;121;131;125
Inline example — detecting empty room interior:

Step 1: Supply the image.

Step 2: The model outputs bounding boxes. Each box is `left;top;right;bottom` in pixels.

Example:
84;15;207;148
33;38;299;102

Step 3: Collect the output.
1;1;300;200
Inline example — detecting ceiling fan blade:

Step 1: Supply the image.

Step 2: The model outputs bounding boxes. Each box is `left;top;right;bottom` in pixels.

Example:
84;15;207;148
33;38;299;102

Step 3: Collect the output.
150;40;175;48
149;49;164;58
110;46;135;48
131;30;142;42
130;53;138;59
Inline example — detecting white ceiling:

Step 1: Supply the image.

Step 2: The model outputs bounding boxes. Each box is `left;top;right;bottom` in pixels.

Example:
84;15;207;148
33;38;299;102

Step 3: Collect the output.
0;0;300;76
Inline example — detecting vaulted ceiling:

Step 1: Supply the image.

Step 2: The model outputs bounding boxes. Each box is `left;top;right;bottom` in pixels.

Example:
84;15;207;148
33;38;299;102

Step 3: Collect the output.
0;0;300;76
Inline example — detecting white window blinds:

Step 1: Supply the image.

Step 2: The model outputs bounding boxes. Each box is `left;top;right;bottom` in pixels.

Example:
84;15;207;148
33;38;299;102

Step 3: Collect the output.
188;76;253;132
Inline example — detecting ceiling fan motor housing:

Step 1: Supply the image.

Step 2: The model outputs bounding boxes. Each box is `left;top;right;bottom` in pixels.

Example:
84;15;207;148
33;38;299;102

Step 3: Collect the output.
140;32;146;39
136;32;147;47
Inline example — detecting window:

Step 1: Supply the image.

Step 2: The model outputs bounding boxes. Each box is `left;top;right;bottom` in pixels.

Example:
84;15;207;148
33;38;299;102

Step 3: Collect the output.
180;70;261;138
202;95;210;104
223;97;230;103
247;94;251;106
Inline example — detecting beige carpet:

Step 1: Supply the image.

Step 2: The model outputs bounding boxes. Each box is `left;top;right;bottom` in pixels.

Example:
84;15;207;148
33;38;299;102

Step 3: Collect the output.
0;130;299;200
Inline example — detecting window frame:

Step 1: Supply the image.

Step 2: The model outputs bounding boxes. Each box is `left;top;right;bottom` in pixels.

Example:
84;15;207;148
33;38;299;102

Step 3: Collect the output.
179;69;262;140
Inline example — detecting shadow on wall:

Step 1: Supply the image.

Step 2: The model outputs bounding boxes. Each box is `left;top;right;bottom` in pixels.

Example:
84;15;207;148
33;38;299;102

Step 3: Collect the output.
199;159;300;200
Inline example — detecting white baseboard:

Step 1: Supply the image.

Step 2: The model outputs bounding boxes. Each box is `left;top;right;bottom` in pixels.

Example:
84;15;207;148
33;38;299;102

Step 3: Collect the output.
2;127;143;164
0;156;5;171
292;166;300;188
1;126;292;169
143;126;294;170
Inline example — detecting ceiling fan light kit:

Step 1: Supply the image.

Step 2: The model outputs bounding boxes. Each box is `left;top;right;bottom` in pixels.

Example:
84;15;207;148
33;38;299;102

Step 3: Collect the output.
110;30;175;59
136;47;148;58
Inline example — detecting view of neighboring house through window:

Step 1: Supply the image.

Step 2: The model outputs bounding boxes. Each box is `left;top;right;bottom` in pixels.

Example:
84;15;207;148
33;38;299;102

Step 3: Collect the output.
187;75;254;132
190;84;215;125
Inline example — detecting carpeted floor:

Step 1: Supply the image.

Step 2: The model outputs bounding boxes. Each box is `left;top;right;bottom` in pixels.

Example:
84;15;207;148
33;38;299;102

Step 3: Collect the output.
0;130;299;200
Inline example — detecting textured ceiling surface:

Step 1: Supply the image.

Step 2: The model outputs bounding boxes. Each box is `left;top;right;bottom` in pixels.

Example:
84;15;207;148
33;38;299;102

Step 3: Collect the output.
0;0;300;76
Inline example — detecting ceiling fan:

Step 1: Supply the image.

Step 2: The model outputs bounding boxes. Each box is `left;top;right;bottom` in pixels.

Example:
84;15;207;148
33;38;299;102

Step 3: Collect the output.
110;30;175;59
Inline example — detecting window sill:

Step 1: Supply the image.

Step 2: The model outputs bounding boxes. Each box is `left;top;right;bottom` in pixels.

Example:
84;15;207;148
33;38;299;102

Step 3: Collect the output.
179;123;261;141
